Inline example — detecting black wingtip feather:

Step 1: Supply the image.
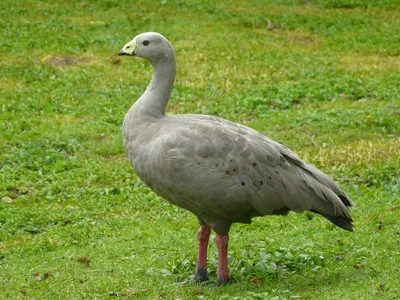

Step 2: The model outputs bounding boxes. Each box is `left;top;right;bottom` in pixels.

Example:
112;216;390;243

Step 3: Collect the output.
310;209;354;232
339;194;355;207
323;214;354;232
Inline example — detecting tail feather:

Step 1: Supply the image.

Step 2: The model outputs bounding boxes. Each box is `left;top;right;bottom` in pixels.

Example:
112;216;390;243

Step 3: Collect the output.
339;194;355;207
310;209;354;232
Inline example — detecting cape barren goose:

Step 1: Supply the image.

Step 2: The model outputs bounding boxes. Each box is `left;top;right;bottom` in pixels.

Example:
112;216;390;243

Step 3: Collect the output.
118;32;354;285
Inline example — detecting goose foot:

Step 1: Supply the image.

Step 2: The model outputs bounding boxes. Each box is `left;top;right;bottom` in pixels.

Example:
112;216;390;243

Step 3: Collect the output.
213;276;233;287
193;268;209;283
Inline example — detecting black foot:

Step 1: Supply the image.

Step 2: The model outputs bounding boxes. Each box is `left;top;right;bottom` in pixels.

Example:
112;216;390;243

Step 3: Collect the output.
213;277;233;287
194;268;209;283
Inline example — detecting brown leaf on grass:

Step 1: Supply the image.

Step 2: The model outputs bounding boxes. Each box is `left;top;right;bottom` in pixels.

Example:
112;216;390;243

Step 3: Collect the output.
43;55;92;66
109;57;121;65
190;290;204;296
250;277;263;287
33;272;50;281
378;222;383;230
270;100;278;108
77;257;91;267
109;289;146;296
353;264;365;269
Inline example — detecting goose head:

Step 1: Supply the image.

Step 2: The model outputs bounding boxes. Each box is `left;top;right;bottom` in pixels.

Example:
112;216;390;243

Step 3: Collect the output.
118;32;175;63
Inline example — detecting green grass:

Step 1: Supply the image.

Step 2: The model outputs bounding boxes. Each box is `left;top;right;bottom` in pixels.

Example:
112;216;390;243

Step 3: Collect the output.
1;0;400;298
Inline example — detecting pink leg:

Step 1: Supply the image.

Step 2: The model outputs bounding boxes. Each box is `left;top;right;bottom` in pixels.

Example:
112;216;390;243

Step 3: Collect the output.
215;234;231;285
194;224;211;282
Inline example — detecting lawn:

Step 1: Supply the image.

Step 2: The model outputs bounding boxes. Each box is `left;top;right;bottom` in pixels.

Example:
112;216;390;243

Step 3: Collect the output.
1;0;399;299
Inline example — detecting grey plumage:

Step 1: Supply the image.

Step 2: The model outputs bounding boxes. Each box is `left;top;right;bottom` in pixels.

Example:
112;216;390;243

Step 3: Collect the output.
120;32;354;236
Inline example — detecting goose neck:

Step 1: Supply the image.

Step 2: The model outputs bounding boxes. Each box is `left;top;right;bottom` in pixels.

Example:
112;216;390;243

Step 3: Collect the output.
138;57;176;118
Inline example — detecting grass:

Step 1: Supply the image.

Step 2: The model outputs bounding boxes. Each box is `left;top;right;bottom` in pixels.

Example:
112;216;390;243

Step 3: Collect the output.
1;0;399;298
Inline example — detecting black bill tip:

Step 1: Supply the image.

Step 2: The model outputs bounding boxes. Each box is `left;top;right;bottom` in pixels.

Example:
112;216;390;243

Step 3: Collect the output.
118;50;129;56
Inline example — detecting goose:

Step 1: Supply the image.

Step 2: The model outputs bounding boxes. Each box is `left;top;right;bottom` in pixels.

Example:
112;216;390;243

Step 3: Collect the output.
118;32;354;285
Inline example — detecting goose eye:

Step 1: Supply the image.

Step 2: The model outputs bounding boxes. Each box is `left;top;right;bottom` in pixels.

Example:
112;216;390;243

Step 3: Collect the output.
143;40;150;46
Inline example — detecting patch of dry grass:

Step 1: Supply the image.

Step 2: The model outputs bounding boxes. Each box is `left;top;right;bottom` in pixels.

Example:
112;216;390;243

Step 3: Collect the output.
314;138;400;169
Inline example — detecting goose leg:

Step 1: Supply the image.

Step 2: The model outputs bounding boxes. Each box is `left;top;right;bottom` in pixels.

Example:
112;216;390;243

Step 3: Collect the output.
215;234;231;285
194;224;211;282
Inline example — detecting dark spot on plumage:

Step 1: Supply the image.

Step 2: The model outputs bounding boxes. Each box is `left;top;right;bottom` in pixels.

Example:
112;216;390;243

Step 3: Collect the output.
215;163;219;167
275;171;279;174
253;182;256;186
252;162;257;167
197;162;201;165
233;168;236;172
269;176;272;180
222;162;225;166
230;159;233;163
225;170;229;174
260;181;263;185
241;182;245;186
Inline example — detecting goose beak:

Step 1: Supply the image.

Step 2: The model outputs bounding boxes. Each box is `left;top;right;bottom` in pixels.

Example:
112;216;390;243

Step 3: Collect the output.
118;50;129;56
118;39;137;56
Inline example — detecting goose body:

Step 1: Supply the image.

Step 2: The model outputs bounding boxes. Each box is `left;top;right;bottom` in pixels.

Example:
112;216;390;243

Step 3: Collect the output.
119;32;354;284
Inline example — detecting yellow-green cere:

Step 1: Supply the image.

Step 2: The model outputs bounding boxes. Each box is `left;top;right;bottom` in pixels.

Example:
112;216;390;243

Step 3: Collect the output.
123;39;136;55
